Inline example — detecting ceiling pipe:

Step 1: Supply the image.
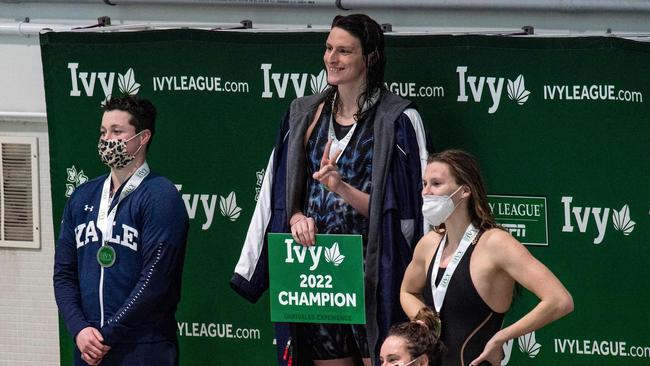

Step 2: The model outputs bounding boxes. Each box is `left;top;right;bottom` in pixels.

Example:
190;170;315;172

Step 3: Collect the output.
0;20;264;36
4;0;650;13
337;0;650;12
0;21;85;36
3;20;650;39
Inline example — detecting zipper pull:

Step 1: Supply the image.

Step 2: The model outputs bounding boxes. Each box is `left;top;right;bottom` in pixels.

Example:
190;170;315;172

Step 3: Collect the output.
283;338;292;361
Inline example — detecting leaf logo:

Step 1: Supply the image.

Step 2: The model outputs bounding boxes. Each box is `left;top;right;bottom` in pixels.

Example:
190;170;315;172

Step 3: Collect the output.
324;242;345;266
118;68;141;96
310;69;328;95
256;169;265;186
66;166;78;183
518;331;541;358
65;165;88;197
219;191;242;221
612;204;635;235
254;169;265;202
507;75;530;105
65;184;75;197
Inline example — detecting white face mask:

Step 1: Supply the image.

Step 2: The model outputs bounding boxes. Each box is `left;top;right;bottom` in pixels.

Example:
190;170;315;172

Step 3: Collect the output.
422;185;464;227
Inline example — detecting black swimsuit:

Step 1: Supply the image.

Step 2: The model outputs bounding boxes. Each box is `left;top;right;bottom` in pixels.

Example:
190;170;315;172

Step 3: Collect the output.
424;231;505;366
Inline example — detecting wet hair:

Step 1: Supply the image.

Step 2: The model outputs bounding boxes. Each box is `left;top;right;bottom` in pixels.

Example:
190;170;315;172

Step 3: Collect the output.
426;149;498;232
387;307;445;366
327;13;387;121
103;95;156;148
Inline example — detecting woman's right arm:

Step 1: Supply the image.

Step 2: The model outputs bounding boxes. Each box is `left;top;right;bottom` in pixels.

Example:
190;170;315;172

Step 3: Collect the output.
400;232;437;318
289;102;325;247
290;211;318;246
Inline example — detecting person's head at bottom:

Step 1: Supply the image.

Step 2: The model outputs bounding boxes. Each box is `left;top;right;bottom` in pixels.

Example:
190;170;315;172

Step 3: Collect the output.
379;307;445;366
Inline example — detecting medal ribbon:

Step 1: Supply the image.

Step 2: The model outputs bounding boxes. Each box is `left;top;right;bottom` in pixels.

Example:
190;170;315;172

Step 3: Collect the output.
97;162;150;249
327;118;357;163
326;90;380;162
430;223;479;312
96;162;149;327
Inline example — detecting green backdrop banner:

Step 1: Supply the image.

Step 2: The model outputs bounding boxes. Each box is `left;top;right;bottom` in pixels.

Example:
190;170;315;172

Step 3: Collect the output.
40;30;649;365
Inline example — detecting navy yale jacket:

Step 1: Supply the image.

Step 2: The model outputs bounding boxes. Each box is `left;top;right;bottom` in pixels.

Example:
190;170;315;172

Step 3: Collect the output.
54;171;188;346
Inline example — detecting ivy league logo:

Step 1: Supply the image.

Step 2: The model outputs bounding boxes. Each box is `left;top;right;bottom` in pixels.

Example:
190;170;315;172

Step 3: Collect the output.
456;66;531;114
561;196;636;245
284;239;346;271
261;64;328;98
68;63;141;105
488;195;548;246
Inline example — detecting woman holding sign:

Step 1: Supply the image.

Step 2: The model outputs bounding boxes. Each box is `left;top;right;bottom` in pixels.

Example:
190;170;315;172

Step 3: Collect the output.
400;150;573;366
232;13;431;366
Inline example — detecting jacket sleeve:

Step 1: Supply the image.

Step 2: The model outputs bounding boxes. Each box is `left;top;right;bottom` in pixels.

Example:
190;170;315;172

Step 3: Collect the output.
230;111;291;303
53;197;92;340
100;185;189;346
403;108;431;174
376;112;428;349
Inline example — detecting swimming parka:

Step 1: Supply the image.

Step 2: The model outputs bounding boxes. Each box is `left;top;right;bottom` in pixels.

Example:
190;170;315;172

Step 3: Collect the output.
231;89;431;362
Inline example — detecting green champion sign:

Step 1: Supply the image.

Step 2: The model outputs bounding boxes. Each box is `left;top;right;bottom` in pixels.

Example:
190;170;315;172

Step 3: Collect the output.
488;195;548;246
268;233;366;324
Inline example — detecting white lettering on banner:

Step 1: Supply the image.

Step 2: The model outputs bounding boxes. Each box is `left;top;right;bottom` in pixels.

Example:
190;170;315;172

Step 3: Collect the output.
386;82;445;98
153;76;220;91
389;82;416;96
561;196;639;243
488;202;543;217
456;66;505;114
67;63;141;103
174;185;216;230
278;291;356;307
561;196;613;244
260;63;311;98
68;63;115;98
284;239;322;271
151;76;251;93
554;339;634;357
174;185;243;229
543;84;643;103
456;66;531;113
502;223;526;237
177;322;262;340
501;339;513;365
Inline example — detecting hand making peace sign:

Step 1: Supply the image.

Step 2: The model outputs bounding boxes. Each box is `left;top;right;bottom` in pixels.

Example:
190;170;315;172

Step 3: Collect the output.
313;139;343;193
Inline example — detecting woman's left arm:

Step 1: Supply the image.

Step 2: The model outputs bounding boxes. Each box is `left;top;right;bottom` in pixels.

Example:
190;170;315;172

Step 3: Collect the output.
470;230;574;366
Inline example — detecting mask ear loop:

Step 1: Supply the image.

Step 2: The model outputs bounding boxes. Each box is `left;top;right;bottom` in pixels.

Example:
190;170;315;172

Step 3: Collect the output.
450;185;466;209
125;130;146;157
132;143;144;157
124;130;144;143
401;354;424;366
